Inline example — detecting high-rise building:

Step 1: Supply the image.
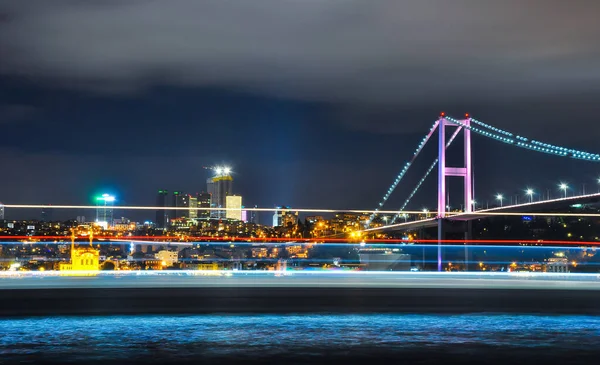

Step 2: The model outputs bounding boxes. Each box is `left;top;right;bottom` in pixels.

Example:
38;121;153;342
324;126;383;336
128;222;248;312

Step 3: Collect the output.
95;194;115;228
0;202;4;220
226;195;243;221
189;196;198;219
155;190;169;229
207;169;233;218
197;192;211;219
249;205;259;225
172;191;188;219
41;206;53;222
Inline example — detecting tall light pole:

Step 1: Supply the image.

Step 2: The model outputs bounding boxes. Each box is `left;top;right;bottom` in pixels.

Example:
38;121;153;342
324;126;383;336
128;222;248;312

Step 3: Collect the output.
496;194;504;207
559;183;568;198
526;189;534;203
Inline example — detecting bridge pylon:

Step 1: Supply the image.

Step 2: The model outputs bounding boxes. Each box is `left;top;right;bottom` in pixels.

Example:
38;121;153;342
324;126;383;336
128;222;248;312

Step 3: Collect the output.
437;114;473;271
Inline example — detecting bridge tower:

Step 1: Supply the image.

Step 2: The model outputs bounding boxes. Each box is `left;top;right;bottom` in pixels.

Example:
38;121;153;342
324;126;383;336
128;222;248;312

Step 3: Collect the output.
437;114;473;271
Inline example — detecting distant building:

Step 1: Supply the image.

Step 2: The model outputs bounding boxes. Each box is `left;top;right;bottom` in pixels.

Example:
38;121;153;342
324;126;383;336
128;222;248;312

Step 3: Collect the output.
273;206;298;227
41;206;53;222
282;211;299;227
172;191;188;219
188;196;198;219
0;202;4;220
546;258;569;273
155;190;169;229
95;194;115;228
156;250;179;267
226;195;243;221
306;216;325;224
207;172;233;218
197;192;211;219
76;216;86;224
113;217;134;231
248;206;259;224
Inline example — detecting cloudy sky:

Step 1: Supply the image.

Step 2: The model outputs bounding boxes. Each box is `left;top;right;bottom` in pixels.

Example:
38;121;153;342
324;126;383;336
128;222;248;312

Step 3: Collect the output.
1;0;599;219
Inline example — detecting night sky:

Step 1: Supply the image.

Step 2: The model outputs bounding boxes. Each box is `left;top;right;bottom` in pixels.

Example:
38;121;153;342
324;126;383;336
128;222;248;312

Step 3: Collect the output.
1;1;600;220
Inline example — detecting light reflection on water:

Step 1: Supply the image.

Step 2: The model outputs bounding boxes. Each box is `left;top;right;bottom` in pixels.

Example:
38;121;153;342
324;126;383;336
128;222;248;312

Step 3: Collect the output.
2;314;600;363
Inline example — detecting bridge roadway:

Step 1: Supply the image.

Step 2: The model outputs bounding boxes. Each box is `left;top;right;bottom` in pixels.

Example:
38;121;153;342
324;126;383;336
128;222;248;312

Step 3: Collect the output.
386;192;600;231
2;271;600;315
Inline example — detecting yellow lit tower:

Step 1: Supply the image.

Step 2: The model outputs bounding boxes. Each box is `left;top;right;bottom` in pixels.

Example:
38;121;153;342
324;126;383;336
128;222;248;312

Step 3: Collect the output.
206;166;233;218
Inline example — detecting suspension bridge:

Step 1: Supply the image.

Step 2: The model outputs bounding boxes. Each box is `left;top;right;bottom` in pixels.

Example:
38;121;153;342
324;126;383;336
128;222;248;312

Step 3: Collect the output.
362;113;600;270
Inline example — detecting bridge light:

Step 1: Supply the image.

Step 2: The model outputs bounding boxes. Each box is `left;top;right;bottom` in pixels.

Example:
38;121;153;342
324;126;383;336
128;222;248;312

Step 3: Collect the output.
465;113;470;118
440;112;445;117
526;189;534;203
496;194;504;207
559;183;569;198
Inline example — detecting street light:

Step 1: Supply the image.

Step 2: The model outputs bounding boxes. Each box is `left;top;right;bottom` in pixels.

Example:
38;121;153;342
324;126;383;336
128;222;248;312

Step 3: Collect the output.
495;194;504;207
526;189;534;203
559;183;568;198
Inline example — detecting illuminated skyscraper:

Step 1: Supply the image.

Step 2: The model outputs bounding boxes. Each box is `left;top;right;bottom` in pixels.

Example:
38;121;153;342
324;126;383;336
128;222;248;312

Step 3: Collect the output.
226;195;242;221
155;190;169;229
197;192;211;219
207;167;233;218
188;195;198;219
0;202;4;220
95;194;115;228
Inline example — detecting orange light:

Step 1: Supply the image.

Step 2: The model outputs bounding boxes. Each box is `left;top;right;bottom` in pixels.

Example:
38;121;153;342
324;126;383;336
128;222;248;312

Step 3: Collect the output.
440;112;445;117
465;113;470;118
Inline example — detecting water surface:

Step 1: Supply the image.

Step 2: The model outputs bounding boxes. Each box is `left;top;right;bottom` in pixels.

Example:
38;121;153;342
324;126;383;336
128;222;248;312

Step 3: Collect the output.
2;314;599;364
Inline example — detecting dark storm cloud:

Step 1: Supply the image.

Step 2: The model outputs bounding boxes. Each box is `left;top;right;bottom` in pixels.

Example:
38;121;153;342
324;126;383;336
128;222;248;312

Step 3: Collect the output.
1;0;599;108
